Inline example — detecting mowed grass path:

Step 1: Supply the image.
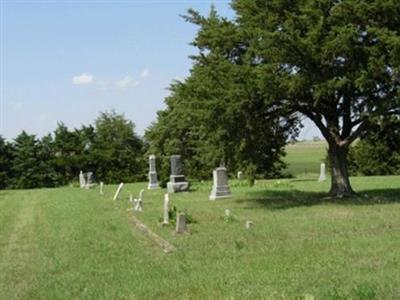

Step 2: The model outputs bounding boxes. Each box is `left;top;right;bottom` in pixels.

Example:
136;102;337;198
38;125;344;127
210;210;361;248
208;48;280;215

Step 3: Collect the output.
1;176;400;299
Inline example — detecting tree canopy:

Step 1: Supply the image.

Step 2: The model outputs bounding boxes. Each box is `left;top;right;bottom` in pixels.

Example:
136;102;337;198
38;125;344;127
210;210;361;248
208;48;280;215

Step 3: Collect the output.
229;0;400;196
148;0;399;196
145;7;298;182
0;111;145;189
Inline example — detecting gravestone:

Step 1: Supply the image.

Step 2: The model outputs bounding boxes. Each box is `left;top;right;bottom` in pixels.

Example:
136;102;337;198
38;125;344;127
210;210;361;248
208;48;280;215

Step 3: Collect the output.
113;183;124;201
175;213;187;233
209;167;231;200
167;155;189;193
79;171;86;188
318;163;326;182
245;220;253;229
134;198;143;212
100;182;104;195
134;189;144;212
85;172;94;189
237;171;243;180
147;155;159;189
162;194;169;225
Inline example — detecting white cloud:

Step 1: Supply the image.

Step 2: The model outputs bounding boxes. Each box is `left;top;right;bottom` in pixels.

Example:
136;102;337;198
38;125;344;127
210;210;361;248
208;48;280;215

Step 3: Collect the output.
72;72;145;90
115;76;139;89
72;73;93;85
139;68;150;79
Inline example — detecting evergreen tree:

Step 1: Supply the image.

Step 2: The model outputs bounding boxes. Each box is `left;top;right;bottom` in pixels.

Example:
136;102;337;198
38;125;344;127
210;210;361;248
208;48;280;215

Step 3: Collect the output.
172;1;400;196
10;131;50;189
349;116;400;175
0;136;14;189
92;110;144;183
146;8;298;182
36;134;59;187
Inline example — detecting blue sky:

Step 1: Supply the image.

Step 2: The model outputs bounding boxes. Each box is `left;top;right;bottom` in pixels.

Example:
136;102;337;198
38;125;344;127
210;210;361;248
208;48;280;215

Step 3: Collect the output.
1;0;320;140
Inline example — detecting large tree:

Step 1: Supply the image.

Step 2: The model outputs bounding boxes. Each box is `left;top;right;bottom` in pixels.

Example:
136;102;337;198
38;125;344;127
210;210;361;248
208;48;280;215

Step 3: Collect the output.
186;0;399;196
146;8;298;181
91;110;144;183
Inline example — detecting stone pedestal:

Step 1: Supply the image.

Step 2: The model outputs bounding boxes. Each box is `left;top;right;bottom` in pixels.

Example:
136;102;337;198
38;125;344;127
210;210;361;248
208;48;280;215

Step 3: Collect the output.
167;155;189;193
147;155;159;189
209;167;231;200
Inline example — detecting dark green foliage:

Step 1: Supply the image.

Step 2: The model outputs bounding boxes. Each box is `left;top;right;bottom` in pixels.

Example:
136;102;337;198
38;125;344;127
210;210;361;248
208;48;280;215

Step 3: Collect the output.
1;111;145;190
9;131;58;189
231;0;400;196
145;7;298;181
0;136;13;188
151;0;400;196
348;117;400;175
91;111;145;183
53;123;90;185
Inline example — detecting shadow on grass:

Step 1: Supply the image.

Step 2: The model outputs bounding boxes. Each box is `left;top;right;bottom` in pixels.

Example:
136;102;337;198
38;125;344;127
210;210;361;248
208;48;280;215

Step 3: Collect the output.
237;188;400;210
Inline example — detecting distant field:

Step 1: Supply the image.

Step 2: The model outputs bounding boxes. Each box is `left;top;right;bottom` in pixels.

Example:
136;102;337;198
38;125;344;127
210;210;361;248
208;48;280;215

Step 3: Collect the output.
1;176;399;299
284;140;328;178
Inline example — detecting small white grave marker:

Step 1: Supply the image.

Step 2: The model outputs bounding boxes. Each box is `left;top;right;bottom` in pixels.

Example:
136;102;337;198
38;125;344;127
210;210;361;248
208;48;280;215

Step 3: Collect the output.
175;213;187;234
113;182;124;201
245;220;253;229
100;182;104;195
163;194;170;225
134;189;144;212
318;163;326;182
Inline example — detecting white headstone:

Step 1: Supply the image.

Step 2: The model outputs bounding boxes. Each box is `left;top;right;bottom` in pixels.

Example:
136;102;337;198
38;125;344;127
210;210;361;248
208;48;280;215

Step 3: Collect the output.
113;183;124;201
134;198;143;212
318;163;326;182
79;171;86;188
85;172;94;189
175;213;187;233
245;220;253;229
225;209;231;217
209;167;231;200
163;194;170;225
100;182;104;195
148;155;159;189
237;171;243;180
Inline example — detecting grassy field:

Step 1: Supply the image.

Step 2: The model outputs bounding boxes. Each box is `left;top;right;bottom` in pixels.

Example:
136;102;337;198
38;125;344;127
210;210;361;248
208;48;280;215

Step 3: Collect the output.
284;140;328;178
1;176;399;299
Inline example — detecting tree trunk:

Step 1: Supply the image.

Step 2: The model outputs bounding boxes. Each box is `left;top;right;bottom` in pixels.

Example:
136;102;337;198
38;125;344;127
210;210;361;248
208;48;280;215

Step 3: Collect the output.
328;144;355;197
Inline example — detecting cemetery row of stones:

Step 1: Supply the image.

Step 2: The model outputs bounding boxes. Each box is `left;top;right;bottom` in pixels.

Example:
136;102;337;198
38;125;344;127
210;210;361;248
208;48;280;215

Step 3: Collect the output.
80;155;327;238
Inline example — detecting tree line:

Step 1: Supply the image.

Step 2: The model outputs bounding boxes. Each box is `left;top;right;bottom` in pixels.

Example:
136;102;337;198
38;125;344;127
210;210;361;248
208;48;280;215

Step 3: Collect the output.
0;111;144;189
1;0;399;193
0;111;398;190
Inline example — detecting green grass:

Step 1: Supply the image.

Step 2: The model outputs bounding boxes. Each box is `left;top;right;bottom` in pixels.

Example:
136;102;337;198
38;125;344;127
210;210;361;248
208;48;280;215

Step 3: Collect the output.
1;176;400;299
284;140;328;178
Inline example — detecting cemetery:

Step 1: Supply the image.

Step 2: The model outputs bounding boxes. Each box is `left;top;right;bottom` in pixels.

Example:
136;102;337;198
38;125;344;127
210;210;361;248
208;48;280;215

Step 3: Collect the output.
1;147;399;299
2;0;400;299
